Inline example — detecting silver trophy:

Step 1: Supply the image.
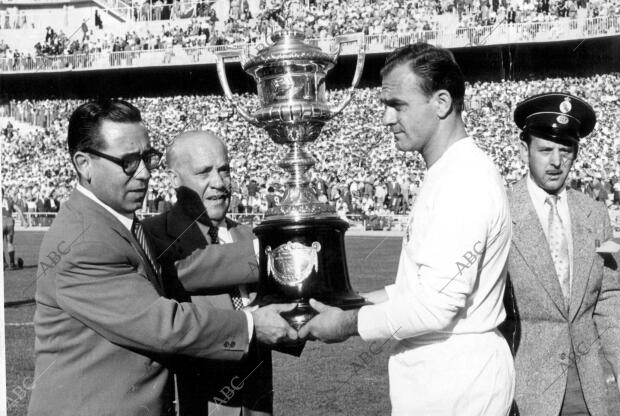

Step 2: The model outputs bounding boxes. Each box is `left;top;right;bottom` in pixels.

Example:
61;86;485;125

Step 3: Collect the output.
216;28;367;329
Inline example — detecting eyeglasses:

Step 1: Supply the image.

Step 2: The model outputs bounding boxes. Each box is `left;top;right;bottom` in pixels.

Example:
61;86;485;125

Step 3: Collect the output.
83;147;163;176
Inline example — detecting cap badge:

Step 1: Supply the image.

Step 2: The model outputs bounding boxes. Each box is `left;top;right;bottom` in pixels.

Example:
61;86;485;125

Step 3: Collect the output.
559;97;572;113
557;115;569;124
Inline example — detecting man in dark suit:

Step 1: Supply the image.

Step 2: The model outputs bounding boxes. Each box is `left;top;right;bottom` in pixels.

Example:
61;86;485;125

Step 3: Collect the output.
144;131;273;416
502;93;620;415
34;189;45;215
27;99;298;416
507;7;517;23
42;189;60;213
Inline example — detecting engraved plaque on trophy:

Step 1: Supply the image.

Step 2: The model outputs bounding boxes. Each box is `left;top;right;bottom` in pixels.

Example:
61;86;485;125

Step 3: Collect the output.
216;27;367;329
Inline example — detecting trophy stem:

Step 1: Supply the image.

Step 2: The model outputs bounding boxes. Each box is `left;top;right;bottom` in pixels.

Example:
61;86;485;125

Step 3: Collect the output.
265;141;335;218
279;142;314;188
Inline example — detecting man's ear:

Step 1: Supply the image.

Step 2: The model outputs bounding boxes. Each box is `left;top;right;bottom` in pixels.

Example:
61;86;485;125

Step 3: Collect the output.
518;139;529;165
168;168;181;188
433;90;453;119
73;151;92;182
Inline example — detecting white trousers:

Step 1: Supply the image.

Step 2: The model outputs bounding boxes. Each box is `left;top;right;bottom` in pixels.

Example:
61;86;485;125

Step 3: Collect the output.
388;330;515;416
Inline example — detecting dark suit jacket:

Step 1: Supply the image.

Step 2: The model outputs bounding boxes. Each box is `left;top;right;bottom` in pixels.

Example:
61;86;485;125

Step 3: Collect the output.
142;195;271;415
27;189;249;416
501;178;620;416
507;10;516;22
43;197;59;212
35;197;45;213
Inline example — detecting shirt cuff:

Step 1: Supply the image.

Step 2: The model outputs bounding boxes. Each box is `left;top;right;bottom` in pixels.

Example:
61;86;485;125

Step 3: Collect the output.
357;302;396;341
384;284;398;299
243;310;254;345
253;238;260;259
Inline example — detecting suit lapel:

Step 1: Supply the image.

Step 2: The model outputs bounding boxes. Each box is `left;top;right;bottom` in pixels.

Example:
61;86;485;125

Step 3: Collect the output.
129;229;165;294
567;190;595;321
166;204;209;249
72;190;165;294
510;179;568;318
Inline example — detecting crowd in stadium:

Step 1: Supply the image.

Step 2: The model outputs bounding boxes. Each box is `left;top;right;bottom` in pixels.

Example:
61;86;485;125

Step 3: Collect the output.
2;72;619;224
1;0;619;66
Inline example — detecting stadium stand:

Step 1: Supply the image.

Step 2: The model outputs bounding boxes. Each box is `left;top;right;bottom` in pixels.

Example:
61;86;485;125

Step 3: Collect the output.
1;0;619;72
1;0;619;231
2;73;620;228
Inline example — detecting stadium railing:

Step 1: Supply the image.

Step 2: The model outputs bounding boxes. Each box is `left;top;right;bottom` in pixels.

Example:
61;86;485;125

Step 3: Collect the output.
2;14;619;73
13;211;408;231
136;212;407;231
13;212;58;228
97;0;133;22
13;209;620;232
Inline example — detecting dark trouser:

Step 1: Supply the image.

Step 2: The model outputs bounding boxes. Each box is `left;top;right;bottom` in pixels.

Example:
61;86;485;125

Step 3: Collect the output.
3;216;15;265
176;341;272;416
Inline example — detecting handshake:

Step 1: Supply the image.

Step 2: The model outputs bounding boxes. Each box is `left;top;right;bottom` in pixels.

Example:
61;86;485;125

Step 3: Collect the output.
249;299;362;346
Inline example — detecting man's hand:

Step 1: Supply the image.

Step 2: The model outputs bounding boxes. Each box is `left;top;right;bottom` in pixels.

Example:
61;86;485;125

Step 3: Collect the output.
298;299;359;343
251;303;299;345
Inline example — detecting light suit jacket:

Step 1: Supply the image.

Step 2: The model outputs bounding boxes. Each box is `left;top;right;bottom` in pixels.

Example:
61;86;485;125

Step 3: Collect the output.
502;178;620;416
27;189;249;416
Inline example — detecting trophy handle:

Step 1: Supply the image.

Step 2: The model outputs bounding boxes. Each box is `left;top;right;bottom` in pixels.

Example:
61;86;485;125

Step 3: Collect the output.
215;50;261;126
328;35;366;117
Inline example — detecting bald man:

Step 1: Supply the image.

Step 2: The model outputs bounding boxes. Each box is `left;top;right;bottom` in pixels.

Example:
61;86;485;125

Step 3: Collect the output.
143;131;277;416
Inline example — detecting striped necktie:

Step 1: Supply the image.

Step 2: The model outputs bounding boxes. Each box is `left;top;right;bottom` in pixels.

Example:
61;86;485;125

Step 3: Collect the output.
132;218;161;277
545;195;571;307
208;225;245;310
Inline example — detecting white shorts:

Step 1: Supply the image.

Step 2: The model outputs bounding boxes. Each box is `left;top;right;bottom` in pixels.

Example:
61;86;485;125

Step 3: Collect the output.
388;330;515;416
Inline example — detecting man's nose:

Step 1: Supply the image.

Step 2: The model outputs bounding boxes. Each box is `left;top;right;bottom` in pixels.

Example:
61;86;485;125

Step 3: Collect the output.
134;160;151;180
383;108;396;126
549;149;562;167
210;172;226;189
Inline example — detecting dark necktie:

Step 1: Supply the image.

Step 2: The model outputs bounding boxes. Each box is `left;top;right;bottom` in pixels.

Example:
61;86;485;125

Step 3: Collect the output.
208;225;245;310
132;218;161;277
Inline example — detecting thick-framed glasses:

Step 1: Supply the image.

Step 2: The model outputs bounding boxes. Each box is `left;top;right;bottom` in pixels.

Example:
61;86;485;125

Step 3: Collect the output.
83;147;162;176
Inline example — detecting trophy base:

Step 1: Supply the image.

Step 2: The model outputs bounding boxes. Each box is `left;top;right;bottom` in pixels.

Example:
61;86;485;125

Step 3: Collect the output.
253;215;368;331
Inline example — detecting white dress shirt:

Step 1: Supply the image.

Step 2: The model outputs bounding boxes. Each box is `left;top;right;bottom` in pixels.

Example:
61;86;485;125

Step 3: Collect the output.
357;138;514;414
196;222;253;307
217;225;255;340
195;221;255;339
526;174;573;283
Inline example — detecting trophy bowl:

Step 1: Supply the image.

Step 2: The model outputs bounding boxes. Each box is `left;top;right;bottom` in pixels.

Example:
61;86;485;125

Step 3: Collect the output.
216;29;368;330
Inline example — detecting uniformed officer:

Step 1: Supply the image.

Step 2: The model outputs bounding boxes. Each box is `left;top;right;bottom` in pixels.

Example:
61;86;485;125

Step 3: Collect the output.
502;92;620;415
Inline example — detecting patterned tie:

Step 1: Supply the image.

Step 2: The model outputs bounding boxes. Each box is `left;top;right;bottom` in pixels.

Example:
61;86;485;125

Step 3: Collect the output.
208;225;245;310
132;218;161;277
545;195;571;306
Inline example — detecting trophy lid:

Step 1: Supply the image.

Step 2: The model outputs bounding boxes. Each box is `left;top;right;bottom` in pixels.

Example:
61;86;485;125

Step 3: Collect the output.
242;30;337;74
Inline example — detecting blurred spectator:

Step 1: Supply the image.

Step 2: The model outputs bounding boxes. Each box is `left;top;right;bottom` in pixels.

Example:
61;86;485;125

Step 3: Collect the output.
95;10;103;30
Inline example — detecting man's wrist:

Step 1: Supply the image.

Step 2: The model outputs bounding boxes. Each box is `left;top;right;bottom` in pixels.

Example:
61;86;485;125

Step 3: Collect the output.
344;308;360;337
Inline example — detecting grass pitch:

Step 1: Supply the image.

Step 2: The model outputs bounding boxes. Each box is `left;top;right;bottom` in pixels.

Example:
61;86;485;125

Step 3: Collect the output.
5;232;619;415
4;232;400;416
